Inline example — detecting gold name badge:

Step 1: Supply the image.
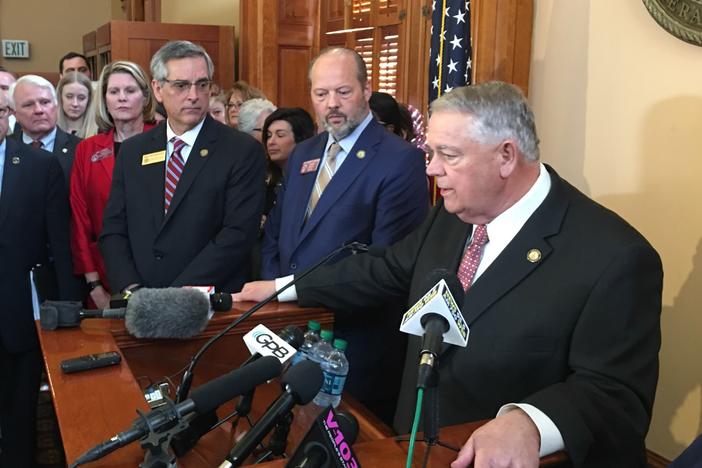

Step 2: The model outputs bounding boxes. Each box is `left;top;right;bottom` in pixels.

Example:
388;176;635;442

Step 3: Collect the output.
141;151;166;166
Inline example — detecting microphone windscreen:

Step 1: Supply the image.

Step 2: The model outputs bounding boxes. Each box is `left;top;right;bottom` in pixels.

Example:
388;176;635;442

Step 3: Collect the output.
421;268;465;309
125;287;210;339
39;304;59;331
282;360;323;405
190;356;282;414
210;292;232;312
278;325;304;349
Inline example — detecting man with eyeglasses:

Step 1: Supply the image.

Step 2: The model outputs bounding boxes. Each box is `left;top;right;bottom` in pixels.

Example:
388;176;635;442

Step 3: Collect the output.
0;92;79;467
100;41;265;295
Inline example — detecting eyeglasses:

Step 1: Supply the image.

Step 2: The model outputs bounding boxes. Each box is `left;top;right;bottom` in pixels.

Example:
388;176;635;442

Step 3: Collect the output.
162;79;212;94
227;100;243;109
252;128;262;133
0;107;9;118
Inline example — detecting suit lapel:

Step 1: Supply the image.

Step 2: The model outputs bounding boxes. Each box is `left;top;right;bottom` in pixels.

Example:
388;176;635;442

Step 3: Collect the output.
162;117;216;224
461;167;569;326
140;125;168;228
299;120;382;242
0;139;24;226
289;136;327;238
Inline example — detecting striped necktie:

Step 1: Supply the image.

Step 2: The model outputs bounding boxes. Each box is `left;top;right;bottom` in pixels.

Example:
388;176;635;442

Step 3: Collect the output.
307;141;341;217
164;137;186;214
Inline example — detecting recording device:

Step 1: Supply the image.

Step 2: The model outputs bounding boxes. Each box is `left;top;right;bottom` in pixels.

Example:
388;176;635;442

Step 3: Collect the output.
40;287;211;339
175;242;369;405
60;351;121;374
286;407;360;468
399;269;468;389
170;325;304;457
71;356;282;467
219;360;324;468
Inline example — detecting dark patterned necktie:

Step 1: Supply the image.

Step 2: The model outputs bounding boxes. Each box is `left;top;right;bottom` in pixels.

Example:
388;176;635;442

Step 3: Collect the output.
31;140;43;149
164;137;186;214
457;225;489;291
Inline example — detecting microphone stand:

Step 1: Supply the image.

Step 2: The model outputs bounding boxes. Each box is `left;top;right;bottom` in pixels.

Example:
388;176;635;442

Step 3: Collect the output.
253;411;293;463
175;241;369;404
137;401;193;468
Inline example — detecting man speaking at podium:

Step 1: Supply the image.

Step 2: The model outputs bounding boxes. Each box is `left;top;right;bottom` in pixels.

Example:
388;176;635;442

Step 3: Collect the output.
235;82;663;467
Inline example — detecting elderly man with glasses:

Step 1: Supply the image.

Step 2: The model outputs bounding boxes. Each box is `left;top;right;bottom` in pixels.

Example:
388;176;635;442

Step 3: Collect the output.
99;40;265;295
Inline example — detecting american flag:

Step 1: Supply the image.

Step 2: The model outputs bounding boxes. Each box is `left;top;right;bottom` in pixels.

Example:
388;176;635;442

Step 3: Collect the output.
428;0;472;102
427;0;472;203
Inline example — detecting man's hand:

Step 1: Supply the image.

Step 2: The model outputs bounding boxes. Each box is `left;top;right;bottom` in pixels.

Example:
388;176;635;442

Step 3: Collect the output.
232;280;277;302
451;408;540;468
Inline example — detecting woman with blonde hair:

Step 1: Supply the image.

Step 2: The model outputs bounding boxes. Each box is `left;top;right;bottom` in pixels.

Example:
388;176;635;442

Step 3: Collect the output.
70;60;157;308
56;71;98;137
225;80;265;128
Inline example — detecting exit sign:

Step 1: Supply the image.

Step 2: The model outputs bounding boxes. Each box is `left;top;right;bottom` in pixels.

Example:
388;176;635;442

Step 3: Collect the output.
2;40;29;59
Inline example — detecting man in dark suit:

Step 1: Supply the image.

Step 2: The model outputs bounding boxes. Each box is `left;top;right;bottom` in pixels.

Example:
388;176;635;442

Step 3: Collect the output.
99;41;264;295
254;47;428;418
9;74;80;187
0;93;80;467
236;82;663;467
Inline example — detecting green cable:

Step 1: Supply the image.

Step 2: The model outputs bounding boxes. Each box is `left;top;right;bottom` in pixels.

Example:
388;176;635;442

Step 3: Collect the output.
405;387;424;468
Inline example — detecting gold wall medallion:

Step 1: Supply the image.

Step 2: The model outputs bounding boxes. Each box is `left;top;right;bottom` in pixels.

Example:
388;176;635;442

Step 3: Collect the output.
643;0;702;47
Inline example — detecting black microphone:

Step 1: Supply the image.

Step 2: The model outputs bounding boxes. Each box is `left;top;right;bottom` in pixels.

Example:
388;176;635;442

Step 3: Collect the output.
175;241;369;404
40;288;211;339
220;360;323;468
286;409;359;468
71;356;282;467
210;292;233;312
170;325;304;457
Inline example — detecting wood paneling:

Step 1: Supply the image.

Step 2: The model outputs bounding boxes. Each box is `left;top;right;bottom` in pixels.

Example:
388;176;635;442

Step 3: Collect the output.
83;21;235;87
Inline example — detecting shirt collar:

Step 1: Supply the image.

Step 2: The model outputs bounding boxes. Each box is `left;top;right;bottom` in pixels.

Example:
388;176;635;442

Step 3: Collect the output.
22;127;57;151
166;117;206;148
484;163;551;245
325;111;373;155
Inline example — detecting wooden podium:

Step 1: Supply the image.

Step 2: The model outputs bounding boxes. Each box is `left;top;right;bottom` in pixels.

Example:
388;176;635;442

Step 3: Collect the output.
38;301;566;467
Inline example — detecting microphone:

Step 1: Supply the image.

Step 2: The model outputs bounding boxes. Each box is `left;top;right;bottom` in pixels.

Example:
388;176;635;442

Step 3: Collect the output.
175;241;369;404
170;325;304;457
124;287;210;339
399;269;469;389
40;288;211;339
220;360;323;468
210;292;233;312
71;356;282;467
286;408;360;468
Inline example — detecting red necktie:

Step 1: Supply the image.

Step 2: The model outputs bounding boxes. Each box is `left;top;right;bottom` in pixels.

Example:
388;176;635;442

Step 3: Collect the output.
164;137;186;213
31;140;43;149
457;225;489;291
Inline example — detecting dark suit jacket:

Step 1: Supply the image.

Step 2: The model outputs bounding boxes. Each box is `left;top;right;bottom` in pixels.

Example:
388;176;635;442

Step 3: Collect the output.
0;138;80;352
297;166;663;467
99;117;265;293
261;118;429;278
12;127;80;187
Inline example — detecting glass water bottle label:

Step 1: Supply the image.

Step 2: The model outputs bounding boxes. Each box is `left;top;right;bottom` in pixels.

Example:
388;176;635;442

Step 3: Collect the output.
321;371;347;396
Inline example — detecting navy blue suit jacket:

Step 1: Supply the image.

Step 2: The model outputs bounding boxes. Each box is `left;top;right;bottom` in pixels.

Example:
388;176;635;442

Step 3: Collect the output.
261;118;429;278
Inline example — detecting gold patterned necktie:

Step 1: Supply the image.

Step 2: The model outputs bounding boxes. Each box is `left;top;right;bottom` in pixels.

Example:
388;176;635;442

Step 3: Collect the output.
307;141;341;217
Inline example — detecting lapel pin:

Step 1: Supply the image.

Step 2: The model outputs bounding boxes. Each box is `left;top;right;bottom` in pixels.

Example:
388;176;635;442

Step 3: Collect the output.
527;249;542;263
11;156;20;165
62;148;68;154
356;150;366;159
200;149;208;157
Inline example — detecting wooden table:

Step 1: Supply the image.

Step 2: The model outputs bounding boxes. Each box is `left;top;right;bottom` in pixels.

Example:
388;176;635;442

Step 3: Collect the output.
37;301;394;467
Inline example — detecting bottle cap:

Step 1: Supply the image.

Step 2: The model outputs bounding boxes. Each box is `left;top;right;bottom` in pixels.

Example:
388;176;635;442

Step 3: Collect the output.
320;329;334;340
333;338;348;350
308;320;321;331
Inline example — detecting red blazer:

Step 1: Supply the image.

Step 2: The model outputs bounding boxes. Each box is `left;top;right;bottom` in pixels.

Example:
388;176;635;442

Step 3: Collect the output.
70;124;156;292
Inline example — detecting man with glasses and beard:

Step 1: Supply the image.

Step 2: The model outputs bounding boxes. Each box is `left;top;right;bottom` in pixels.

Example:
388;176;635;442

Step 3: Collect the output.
99;41;264;295
248;47;429;421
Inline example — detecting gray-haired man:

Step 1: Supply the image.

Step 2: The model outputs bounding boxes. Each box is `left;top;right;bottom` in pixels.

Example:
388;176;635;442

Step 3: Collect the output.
99;40;265;294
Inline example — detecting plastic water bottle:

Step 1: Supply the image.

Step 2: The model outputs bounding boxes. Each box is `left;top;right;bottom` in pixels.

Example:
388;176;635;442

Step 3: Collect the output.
313;338;349;408
309;329;334;365
291;320;321;365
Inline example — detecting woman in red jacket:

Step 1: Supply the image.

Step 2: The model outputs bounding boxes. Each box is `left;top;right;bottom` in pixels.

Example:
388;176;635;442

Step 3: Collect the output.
70;61;156;308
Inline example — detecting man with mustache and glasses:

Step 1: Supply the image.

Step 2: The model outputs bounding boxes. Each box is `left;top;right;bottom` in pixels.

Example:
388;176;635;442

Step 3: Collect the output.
248;47;428;420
